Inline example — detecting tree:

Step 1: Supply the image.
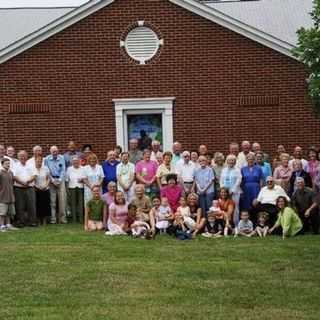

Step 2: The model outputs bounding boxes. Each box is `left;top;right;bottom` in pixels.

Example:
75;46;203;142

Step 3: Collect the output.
293;0;320;112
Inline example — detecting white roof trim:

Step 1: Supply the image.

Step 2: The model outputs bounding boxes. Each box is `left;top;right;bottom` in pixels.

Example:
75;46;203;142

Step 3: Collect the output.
0;0;114;64
169;0;296;59
0;0;300;64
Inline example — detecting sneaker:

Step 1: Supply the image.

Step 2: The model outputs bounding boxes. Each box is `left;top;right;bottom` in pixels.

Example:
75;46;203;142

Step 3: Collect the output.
201;232;213;238
6;224;19;231
0;225;7;232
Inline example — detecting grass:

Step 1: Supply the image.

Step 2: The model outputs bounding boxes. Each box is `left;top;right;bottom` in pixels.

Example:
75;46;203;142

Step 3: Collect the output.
1;225;320;320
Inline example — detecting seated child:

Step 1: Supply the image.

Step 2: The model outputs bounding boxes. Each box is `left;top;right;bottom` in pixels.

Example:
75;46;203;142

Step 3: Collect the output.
127;203;151;239
203;200;226;237
255;212;269;237
154;197;173;233
235;211;255;237
175;196;196;231
84;186;106;231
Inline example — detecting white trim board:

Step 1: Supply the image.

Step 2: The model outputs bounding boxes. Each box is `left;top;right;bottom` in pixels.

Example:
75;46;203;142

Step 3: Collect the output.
113;97;175;152
0;0;302;64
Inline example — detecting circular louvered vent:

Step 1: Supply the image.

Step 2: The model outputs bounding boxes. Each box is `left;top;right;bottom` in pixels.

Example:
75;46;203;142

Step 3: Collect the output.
124;26;161;64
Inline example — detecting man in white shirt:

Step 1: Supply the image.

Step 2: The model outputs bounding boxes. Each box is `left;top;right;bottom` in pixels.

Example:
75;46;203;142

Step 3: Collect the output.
252;176;290;225
150;140;163;162
237;140;254;169
26;145;43;170
289;146;308;171
175;151;196;195
13;150;37;227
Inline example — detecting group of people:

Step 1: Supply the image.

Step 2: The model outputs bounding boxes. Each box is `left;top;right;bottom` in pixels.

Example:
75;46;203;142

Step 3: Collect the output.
0;139;319;240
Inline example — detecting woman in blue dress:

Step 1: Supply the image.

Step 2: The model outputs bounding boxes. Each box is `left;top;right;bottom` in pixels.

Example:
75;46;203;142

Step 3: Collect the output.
241;153;263;211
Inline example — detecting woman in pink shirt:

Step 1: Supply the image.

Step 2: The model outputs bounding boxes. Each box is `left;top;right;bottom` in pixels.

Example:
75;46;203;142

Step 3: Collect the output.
160;174;182;213
273;153;292;193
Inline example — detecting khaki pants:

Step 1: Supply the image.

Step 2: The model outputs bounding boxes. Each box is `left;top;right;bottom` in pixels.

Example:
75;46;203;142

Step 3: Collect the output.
49;182;66;223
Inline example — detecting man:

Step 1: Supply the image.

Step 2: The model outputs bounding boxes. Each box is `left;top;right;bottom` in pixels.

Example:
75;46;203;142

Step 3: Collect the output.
64;141;82;168
291;177;319;234
172;141;182;168
13;150;37;227
150;140;162;162
138;130;152;150
253;176;290;225
198;145;208;157
128;138;143;165
288;159;312;196
0;144;7;169
252;142;270;163
130;184;152;222
45;146;67;224
289;146;308;171
237;140;253;169
135;149;158;199
175;150;195;195
26;145;43;170
102;150;119;193
0;158;17;231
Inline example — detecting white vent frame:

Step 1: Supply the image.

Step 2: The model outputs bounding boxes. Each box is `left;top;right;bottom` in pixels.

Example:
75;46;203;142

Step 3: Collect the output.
120;22;163;64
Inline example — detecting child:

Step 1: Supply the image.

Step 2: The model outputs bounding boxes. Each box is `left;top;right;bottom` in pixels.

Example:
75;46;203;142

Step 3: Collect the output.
127;203;152;239
0;158;17;232
255;212;269;237
203;199;226;237
175;196;195;232
154;197;173;233
235;211;255;237
84;186;106;231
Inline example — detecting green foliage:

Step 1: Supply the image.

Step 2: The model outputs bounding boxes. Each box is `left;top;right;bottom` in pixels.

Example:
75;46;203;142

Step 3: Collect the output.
293;0;320;112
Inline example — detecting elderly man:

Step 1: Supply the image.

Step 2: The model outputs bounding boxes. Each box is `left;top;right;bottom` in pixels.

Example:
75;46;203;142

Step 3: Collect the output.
26;145;43;170
289;146;308;171
150;140;162;162
5;146;18;171
237;140;253;169
13;150;37;227
130;184;152;222
291;177;319;234
289;159;312;196
64;141;82;168
175;150;196;195
172;141;182;168
45;146;67;224
252;142;270;163
253;176;290;225
102;150;119;193
128;138;143;165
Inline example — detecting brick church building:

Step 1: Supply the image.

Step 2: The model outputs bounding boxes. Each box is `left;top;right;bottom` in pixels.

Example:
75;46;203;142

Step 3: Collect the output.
0;0;318;158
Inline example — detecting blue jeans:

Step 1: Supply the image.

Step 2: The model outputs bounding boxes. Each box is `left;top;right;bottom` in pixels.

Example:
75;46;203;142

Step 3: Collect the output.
199;192;214;217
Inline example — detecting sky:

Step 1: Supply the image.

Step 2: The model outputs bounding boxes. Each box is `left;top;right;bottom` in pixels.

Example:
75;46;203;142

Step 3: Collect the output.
0;0;89;7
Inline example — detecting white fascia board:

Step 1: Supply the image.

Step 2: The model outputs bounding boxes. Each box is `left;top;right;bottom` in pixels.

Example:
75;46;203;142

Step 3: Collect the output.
113;97;176;111
169;0;297;60
0;0;114;64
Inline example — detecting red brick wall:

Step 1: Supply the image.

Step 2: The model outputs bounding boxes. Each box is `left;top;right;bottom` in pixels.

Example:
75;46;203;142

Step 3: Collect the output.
0;0;319;159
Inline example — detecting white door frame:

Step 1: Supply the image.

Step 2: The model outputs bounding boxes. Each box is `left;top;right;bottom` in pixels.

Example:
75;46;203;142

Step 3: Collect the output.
113;97;175;151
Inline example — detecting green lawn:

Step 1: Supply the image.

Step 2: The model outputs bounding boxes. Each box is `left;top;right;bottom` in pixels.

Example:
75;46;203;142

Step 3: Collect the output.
1;225;320;320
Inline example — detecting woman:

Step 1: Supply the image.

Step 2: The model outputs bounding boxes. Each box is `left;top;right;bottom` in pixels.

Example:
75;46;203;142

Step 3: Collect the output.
273;153;292;193
306;147;319;189
255;151;272;184
136;149;158;199
211;152;225;192
160;174;182;213
194;156;215;217
220;154;242;225
80;144;93;166
116;152;135;202
187;193;206;238
156;151;175;189
66;156;85;223
240;153;263;211
269;196;302;238
83;154;104;206
34;156;51;224
105;191;128;235
190;151;200;169
101;181;117;225
217;187;235;231
272;144;286;170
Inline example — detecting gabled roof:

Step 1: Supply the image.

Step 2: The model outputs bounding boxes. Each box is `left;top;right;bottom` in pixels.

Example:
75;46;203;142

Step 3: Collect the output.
0;0;314;64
